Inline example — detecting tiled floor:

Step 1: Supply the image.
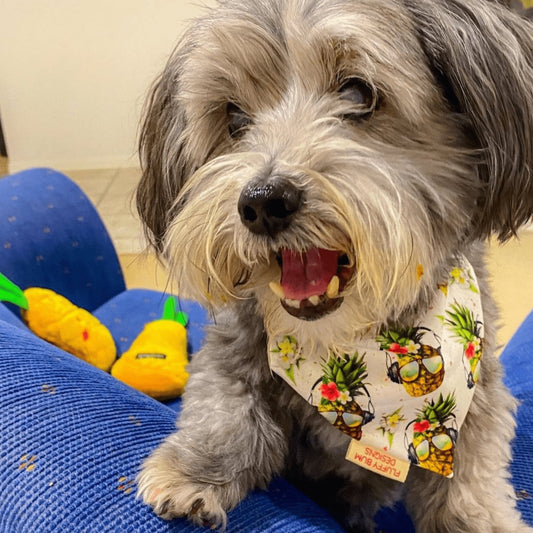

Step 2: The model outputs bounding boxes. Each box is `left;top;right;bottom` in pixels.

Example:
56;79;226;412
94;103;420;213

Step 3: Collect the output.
0;157;7;178
487;232;533;346
68;167;146;255
1;162;532;347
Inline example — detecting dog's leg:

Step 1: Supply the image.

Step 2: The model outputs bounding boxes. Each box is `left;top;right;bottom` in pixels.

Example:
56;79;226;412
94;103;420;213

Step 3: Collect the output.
282;392;403;533
405;353;531;533
288;465;402;533
137;304;287;528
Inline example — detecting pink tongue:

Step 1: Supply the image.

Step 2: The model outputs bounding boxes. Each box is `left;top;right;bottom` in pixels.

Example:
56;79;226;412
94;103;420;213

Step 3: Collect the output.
280;248;338;300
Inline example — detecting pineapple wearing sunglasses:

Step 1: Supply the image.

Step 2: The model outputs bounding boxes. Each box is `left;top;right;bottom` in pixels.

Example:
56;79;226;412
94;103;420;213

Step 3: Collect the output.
317;352;374;440
377;327;444;397
406;394;458;477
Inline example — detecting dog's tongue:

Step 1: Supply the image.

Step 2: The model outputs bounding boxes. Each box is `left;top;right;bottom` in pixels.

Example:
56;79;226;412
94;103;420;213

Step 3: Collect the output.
280;248;338;300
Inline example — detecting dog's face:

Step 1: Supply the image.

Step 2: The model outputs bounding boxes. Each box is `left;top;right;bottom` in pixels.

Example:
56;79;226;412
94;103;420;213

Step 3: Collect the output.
137;0;533;344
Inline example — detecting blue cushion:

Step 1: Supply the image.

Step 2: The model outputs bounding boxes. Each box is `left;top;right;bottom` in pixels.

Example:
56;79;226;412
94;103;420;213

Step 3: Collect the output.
0;302;26;329
0;319;345;533
501;310;533;526
0;168;125;314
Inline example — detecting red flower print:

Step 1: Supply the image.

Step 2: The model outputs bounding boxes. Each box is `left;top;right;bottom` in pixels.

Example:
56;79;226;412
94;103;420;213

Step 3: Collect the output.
465;342;475;360
320;382;340;402
389;343;409;354
413;420;431;433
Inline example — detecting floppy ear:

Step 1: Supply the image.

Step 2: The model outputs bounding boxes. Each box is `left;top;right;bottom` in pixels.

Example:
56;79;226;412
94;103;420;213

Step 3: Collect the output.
136;47;193;252
405;0;533;240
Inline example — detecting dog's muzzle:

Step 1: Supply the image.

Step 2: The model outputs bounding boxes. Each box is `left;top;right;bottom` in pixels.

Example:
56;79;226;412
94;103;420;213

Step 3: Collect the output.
238;178;355;320
238;177;302;237
271;248;355;321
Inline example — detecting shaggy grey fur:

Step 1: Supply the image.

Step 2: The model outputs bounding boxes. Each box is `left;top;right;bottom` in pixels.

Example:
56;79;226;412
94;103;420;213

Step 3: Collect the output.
135;1;533;531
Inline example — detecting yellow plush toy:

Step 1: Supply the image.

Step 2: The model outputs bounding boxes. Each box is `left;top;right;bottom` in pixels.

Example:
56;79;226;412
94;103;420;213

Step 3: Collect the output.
0;273;189;400
111;297;190;401
0;274;116;371
23;287;117;372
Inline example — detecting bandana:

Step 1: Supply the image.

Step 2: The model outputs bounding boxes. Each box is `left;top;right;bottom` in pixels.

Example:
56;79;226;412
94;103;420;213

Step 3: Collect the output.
268;258;483;481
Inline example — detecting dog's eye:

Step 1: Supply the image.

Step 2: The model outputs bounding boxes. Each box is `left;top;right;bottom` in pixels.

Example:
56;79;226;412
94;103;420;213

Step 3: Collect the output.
227;103;251;138
338;77;377;119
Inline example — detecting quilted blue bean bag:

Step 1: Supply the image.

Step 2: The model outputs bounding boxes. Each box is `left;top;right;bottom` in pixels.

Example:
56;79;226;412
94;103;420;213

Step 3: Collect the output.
0;168;530;532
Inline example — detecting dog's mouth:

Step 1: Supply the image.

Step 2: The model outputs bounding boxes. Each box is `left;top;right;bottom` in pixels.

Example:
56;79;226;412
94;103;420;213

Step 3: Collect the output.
269;248;355;321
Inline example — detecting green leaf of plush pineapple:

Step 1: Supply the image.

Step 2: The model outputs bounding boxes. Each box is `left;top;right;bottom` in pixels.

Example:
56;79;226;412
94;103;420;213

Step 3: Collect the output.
162;296;188;326
0;273;29;310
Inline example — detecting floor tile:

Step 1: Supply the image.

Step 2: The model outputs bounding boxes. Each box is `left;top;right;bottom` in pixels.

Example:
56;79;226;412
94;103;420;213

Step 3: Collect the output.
0;157;8;178
98;168;140;216
488;231;533;348
70;167;143;254
67;168;116;206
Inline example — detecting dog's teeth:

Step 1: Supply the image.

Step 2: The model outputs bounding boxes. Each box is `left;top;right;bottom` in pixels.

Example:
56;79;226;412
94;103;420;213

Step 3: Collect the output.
269;282;285;299
285;299;301;309
326;276;340;299
308;295;321;306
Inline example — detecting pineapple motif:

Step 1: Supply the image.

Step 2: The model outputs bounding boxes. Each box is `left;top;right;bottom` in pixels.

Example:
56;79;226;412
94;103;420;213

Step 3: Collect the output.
442;303;483;388
317;352;374;440
407;393;458;477
377;328;444;397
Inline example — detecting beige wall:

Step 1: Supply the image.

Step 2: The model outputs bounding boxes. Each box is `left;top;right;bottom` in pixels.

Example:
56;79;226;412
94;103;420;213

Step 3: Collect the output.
0;1;214;172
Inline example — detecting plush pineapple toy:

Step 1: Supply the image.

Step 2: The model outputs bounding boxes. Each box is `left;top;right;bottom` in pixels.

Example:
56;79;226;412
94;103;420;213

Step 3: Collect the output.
0;273;189;400
111;297;190;401
0;273;116;372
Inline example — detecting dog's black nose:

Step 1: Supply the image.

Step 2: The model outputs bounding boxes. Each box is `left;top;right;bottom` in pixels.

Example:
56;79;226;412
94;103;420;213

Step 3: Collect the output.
238;178;302;236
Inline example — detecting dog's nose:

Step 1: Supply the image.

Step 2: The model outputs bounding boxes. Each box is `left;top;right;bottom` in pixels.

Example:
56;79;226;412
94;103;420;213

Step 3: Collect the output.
238;178;302;236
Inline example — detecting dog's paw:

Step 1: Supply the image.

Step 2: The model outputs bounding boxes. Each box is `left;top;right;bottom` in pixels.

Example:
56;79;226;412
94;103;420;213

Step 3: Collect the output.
137;450;229;529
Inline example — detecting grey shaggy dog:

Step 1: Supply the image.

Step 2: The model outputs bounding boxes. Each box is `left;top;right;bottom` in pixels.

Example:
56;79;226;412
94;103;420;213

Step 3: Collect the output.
136;0;533;531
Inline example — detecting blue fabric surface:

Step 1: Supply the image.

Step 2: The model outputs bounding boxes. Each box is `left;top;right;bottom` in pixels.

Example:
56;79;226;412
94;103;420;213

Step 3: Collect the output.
0;168;125;313
501;310;533;526
374;503;415;533
0;319;344;533
0;301;26;329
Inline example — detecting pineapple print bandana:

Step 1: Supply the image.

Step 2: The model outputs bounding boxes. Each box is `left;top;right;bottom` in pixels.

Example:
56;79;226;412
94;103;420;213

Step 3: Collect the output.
268;258;483;481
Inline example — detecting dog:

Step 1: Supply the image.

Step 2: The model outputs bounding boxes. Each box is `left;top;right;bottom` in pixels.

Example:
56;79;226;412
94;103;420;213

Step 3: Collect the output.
135;1;533;531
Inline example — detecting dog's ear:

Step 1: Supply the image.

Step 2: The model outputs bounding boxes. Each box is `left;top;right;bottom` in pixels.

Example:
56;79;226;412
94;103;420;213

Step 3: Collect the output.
405;0;533;241
136;47;192;252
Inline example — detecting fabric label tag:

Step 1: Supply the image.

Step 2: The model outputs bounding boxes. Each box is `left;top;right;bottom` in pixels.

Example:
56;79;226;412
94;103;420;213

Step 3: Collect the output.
345;440;410;482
